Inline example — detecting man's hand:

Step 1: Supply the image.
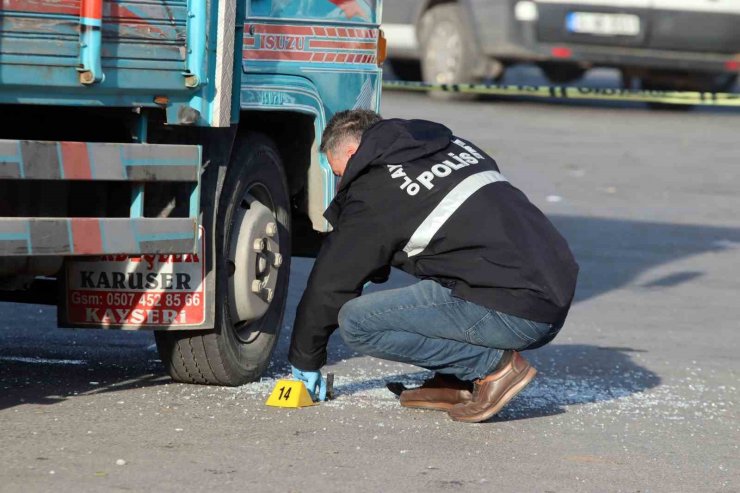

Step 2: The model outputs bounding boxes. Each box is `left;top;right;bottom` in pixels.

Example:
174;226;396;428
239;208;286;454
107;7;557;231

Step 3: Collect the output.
291;366;327;401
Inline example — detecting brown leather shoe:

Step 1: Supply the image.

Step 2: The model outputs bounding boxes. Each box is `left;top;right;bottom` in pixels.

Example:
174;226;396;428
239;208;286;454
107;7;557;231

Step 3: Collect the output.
448;351;536;423
399;373;474;411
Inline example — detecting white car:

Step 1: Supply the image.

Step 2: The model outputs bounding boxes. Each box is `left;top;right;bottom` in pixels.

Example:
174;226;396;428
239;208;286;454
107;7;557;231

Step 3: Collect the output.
383;0;740;92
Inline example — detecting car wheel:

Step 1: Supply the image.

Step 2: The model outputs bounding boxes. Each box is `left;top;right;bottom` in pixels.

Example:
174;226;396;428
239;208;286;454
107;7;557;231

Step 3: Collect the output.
418;3;485;100
539;62;586;85
387;59;422;82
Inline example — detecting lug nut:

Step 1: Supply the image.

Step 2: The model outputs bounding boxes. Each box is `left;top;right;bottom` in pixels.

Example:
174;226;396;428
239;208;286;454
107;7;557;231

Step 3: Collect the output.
264;288;274;303
253;238;265;252
251;279;262;293
272;253;283;268
265;222;278;237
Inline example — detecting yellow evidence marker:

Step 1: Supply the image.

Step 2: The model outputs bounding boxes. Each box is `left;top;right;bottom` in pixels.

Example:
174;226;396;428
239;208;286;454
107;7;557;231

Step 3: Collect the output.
265;379;315;408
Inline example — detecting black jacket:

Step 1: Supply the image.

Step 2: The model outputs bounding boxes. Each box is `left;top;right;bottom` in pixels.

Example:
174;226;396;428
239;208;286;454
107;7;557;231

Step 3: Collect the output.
289;119;579;370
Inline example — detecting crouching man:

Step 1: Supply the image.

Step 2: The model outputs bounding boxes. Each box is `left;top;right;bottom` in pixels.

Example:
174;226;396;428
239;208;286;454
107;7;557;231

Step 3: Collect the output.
289;109;578;422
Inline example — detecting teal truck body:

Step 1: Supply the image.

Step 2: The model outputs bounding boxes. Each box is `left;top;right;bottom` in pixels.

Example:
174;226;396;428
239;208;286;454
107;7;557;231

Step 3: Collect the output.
0;0;384;385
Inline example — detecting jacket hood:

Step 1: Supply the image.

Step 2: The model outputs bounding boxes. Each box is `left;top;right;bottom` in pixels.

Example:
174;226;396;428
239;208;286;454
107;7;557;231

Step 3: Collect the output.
337;118;453;191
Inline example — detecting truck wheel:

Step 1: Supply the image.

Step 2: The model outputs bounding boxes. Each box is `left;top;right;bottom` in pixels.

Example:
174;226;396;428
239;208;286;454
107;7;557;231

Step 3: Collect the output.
155;133;291;386
418;3;485;100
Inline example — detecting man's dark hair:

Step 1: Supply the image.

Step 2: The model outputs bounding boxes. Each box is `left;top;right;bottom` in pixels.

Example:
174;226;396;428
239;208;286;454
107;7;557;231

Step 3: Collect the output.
320;109;382;155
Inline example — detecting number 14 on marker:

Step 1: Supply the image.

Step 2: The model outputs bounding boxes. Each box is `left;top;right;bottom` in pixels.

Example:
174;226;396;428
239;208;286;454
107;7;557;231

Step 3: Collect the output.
265;379;315;408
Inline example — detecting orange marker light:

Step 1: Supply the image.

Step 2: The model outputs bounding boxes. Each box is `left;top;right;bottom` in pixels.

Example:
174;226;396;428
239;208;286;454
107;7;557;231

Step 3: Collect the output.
377;29;387;66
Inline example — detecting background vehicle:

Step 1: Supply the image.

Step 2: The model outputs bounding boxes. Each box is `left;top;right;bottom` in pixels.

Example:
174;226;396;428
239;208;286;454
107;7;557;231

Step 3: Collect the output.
383;0;740;92
0;0;384;386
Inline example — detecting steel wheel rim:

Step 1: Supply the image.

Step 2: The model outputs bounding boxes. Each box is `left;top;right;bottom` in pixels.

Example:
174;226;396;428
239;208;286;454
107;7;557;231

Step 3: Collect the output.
227;182;281;343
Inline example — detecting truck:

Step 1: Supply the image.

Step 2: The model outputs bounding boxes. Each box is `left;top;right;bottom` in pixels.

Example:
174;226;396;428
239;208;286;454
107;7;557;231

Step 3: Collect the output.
0;0;385;386
383;0;739;93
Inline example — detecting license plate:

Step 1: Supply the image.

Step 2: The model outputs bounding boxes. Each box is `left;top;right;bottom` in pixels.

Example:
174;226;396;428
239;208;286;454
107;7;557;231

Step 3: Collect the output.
566;12;640;36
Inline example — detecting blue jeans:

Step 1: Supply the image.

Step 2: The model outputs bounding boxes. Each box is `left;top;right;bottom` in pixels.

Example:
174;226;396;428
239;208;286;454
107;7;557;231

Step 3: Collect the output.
338;280;561;381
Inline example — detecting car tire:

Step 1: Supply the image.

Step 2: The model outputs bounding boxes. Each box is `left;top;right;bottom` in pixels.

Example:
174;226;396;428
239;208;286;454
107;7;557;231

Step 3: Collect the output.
539;62;586;85
155;132;291;386
388;59;422;82
418;3;485;100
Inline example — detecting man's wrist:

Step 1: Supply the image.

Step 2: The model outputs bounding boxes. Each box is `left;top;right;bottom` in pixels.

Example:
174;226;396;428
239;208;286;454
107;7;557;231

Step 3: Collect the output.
288;353;326;372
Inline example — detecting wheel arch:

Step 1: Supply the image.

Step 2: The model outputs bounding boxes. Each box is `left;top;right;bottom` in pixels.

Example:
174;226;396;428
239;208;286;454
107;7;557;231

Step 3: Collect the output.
413;0;478;39
414;0;457;25
239;75;335;235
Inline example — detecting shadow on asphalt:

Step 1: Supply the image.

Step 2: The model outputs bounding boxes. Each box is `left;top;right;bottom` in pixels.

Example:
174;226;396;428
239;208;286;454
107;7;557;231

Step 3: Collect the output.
319;344;660;423
550;215;740;304
0;326;165;411
0;363;168;411
494;344;660;422
2;215;739;413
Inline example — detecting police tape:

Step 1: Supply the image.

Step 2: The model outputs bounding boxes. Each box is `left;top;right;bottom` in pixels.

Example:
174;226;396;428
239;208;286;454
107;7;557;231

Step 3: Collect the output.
382;80;740;107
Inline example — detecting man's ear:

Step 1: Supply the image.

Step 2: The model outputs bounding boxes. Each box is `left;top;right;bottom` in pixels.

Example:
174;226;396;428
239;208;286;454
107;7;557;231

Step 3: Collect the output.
345;141;359;160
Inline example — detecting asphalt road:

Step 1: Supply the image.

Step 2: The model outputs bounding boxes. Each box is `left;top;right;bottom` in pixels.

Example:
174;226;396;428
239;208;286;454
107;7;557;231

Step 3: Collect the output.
1;75;739;492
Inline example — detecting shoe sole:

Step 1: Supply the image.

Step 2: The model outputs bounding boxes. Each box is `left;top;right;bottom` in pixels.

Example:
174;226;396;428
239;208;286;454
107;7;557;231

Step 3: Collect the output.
400;400;465;412
449;367;537;423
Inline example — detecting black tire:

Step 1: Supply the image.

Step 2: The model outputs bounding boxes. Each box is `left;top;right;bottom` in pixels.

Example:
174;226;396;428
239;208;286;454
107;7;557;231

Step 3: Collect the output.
155;133;291;386
539;62;586;85
418;3;484;101
387;59;422;82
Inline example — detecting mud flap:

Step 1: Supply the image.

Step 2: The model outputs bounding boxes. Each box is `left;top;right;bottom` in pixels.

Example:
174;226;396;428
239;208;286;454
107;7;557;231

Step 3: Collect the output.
59;226;216;330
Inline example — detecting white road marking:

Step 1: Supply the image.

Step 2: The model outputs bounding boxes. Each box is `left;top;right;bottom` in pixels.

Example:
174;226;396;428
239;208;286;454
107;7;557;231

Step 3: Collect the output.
0;356;87;365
